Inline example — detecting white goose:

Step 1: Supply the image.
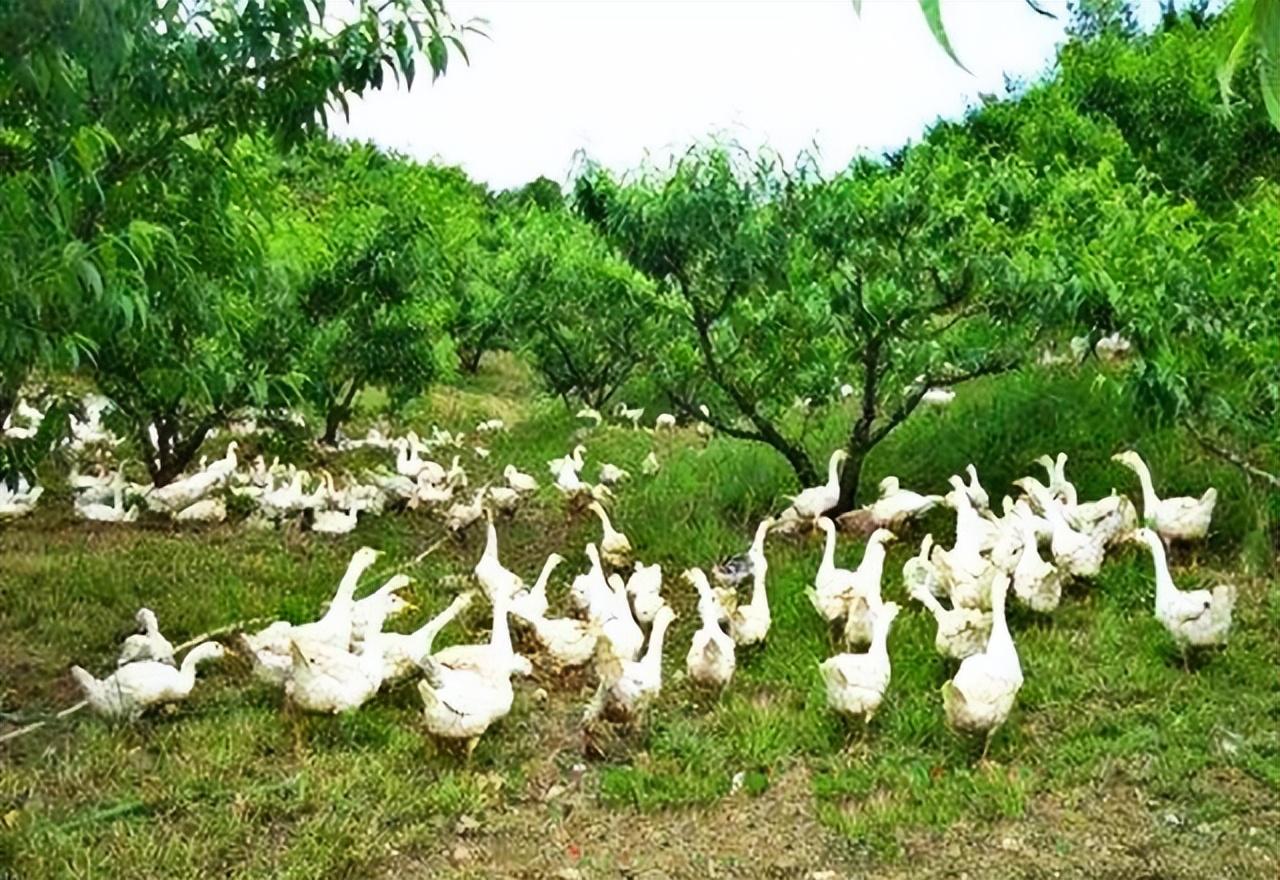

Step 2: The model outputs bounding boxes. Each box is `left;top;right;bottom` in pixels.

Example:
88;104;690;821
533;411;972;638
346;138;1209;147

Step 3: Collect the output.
787;450;847;519
286;597;393;714
1016;480;1105;578
902;534;944;599
417;651;530;757
962;464;990;512
380;591;475;683
1112;450;1217;542
444;488;487;533
598;463;630;486
588;501;632;568
1134;527;1235;663
586;605;675;723
174;497;226;523
351;574;415;646
76;484;139;523
809;516;863;623
118;608;176;667
473;518;524;602
684;568;736;688
820;602;900;725
503;464;538;494
240;547;380;683
509;552;565;623
73;642;226;720
910;583;992;662
726;518;775;646
626;561;665;625
840;528;896;647
1011;508;1064;613
310;503;358;534
430;585;522;674
942;573;1022;758
868;477;944;528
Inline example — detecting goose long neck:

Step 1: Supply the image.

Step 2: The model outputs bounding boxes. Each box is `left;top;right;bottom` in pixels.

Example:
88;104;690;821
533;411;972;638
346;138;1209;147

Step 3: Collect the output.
1146;534;1175;603
869;617;892;659
861;541;887;578
820;525;837;574
1132;457;1158;513
642;615;671;676
489;591;512;656
333;557;372;607
915;587;945;619
483;522;498;560
533;557;559;598
826;453;842;488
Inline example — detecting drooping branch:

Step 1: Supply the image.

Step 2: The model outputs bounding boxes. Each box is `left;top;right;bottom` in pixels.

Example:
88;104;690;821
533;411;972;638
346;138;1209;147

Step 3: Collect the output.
1187;423;1280;490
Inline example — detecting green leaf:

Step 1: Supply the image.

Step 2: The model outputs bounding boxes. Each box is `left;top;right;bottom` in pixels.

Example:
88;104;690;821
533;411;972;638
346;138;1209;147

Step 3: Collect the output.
917;0;970;73
1257;0;1280;129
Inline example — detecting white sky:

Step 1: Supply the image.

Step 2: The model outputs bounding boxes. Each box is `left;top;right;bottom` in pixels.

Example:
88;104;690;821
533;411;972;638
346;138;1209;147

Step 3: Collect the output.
330;0;1165;190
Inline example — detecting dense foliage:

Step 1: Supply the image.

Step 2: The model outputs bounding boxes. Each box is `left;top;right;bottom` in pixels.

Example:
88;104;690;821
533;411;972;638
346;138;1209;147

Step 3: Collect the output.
1;0;1275;498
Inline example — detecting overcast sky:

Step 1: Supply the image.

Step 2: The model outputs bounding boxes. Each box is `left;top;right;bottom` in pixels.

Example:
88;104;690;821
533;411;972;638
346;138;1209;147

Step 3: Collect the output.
330;0;1163;190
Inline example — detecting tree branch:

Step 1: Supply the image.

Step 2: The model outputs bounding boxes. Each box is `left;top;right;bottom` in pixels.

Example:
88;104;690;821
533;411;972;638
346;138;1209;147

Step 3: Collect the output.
869;357;1017;447
1186;424;1280;490
662;384;765;443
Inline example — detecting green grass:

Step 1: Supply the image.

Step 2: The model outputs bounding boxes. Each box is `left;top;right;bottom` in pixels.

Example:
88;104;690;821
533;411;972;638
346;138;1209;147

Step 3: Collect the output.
1;360;1278;876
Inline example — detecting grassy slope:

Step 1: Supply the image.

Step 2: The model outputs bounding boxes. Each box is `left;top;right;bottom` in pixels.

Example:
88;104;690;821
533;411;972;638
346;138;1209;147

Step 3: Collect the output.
1;357;1277;877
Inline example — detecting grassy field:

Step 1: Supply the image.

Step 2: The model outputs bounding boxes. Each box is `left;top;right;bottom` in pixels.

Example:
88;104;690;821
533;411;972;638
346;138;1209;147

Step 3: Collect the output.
2;358;1278;878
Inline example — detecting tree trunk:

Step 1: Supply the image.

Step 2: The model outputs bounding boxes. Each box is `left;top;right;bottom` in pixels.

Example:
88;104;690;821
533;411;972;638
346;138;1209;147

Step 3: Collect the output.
833;444;867;515
459;348;484;374
145;416;213;487
321;381;361;447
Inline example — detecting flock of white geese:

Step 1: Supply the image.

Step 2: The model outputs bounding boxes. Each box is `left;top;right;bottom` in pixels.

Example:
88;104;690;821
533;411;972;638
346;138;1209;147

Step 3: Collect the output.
64;431;1232;760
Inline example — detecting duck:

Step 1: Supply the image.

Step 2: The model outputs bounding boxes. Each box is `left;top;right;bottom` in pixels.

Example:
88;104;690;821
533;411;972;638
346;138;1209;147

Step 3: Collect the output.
684;568;736;688
117;608;176;667
380;591;476;683
1015;480;1105;578
902;534;944;598
586;605;676;723
712;516;775;591
75;483;139;523
1033;453;1073;504
444;488;487;532
286;596;394;714
430;584;522;674
819;602;901;725
941;573;1022;759
395;437;430;479
1011;509;1064;613
588;501;632;568
473;518;524;602
724;518;775;646
786;450;847;519
0;480;42;520
867;477;944;528
569;543;610;612
909;583;992;661
1133;527;1235;663
485;485;521;516
922;387;955;407
615;403;644;429
174;497;226;523
259;471;308;517
840;528;896;647
598;463;630;486
240;547;381;683
548;445;587;479
351;574;415;647
503;464;538;494
203;441;239;482
961;464;990;512
509;552;565;624
625;561;664;624
72;642;226;720
417;651;531;757
1112;450;1217;542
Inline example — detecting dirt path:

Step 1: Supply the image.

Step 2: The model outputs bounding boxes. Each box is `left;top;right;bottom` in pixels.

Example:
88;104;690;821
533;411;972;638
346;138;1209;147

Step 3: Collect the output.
383;767;1279;879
